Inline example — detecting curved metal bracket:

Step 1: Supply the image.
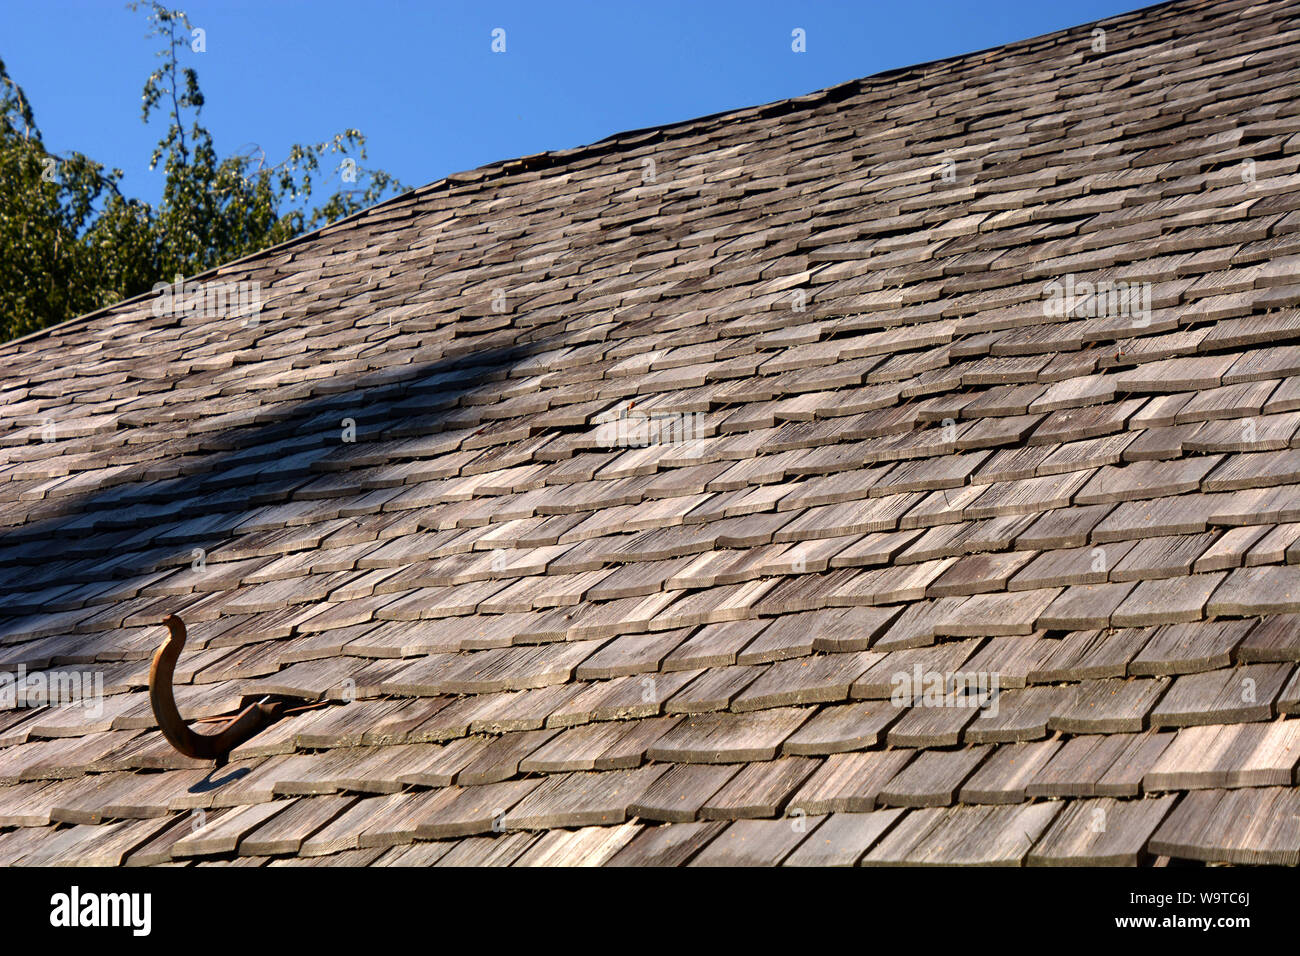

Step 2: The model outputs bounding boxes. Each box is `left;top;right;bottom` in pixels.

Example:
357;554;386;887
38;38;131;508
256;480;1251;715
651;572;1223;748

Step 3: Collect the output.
149;613;282;760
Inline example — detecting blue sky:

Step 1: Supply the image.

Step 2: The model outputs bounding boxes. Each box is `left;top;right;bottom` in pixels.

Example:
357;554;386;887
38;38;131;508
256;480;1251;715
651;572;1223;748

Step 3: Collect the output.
6;1;1148;207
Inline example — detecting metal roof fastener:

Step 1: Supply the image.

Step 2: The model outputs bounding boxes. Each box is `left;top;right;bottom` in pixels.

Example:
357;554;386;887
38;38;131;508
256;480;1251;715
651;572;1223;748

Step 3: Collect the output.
149;613;283;761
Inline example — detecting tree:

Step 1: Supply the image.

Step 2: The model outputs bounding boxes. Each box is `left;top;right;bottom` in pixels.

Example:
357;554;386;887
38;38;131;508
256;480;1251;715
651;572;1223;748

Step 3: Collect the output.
0;1;405;342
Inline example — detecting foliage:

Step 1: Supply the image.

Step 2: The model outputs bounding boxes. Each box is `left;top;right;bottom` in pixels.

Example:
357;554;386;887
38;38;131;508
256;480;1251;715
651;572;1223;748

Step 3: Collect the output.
0;1;405;341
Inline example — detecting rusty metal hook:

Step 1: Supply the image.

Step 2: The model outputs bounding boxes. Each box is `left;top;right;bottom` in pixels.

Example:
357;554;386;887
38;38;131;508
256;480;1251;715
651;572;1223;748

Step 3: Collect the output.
149;614;282;760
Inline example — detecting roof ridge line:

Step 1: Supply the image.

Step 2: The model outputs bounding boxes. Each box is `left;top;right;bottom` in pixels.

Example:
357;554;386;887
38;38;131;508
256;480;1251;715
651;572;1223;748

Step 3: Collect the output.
2;0;1198;352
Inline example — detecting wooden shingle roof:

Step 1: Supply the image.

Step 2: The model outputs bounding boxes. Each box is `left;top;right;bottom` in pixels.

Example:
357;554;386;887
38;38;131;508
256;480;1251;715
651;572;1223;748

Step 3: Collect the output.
2;0;1300;866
